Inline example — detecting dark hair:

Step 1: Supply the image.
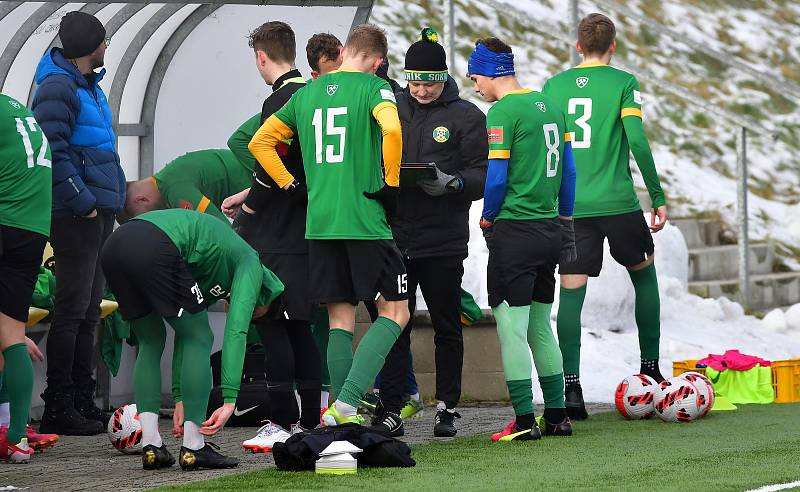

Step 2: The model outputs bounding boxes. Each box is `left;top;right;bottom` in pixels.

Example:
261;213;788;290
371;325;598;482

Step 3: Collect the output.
476;37;512;54
306;33;342;71
248;21;295;64
578;13;616;55
345;24;388;59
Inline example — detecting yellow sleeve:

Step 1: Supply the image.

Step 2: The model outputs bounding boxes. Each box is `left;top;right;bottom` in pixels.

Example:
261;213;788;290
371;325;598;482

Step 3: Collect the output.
372;102;402;188
248;115;296;188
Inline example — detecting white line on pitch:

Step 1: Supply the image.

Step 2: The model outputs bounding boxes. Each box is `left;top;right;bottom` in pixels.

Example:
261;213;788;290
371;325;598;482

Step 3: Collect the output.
746;480;800;492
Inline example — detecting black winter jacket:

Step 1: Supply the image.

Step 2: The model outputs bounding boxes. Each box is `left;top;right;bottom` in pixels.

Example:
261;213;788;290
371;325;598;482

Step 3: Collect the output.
392;78;487;259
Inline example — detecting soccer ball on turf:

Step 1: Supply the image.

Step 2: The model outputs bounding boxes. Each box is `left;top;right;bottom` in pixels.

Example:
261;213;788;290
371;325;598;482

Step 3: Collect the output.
107;403;142;454
680;371;715;417
614;374;658;419
654;377;701;423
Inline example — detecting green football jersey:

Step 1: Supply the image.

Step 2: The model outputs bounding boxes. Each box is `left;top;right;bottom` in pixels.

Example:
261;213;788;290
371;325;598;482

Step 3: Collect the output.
0;94;52;236
487;90;566;220
135;209;284;402
542;64;647;218
153;149;252;222
273;70;397;240
227;113;261;171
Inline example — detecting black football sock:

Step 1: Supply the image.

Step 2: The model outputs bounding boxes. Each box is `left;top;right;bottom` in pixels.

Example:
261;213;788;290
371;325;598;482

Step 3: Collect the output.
564;374;580;388
544;407;568;423
516;412;535;431
640;359;665;382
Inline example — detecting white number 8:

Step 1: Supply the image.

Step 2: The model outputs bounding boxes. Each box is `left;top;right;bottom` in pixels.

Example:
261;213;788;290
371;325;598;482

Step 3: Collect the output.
542;123;560;178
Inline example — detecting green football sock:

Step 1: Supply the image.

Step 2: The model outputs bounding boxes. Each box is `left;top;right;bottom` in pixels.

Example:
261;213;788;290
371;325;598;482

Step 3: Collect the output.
131;313;167;416
493;302;535;416
3;343;34;444
311;308;331;390
327;328;354;399
166;311;214;425
556;284;587;376
539;373;566;409
527;302;564;378
628;262;661;360
0;370;8;404
338;317;401;408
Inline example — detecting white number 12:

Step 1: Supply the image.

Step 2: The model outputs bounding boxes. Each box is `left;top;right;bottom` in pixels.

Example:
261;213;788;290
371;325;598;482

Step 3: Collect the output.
15;117;51;168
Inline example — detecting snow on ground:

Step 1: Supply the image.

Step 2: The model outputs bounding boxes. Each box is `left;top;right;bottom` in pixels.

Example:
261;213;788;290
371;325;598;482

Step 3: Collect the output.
418;206;800;403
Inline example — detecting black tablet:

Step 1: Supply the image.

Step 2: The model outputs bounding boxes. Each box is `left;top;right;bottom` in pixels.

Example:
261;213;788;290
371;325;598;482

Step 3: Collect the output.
400;162;437;187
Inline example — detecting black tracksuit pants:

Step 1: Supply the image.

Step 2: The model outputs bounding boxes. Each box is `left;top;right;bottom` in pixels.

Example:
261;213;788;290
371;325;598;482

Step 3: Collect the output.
380;255;464;414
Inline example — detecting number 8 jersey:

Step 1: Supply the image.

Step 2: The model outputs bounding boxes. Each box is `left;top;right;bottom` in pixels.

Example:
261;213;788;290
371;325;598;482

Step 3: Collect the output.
486;89;567;221
0;94;52;236
542;64;646;218
272;71;397;240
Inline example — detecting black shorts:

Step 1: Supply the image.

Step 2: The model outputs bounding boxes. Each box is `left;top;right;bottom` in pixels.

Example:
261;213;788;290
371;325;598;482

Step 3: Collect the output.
101;220;205;321
559;211;655;277
487;219;560;308
0;225;47;322
259;252;312;321
308;239;408;305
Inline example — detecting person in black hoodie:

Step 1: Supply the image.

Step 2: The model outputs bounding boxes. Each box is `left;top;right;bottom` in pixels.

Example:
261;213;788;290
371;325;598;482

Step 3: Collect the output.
372;28;487;438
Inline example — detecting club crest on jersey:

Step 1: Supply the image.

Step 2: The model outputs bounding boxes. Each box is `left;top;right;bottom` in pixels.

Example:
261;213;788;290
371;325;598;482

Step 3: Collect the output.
576;76;589;88
432;126;450;143
326;85;338;96
536;101;546;112
7;99;20;109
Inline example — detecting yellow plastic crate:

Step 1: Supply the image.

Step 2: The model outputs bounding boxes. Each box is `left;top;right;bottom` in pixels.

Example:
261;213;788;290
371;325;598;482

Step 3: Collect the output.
673;358;800;403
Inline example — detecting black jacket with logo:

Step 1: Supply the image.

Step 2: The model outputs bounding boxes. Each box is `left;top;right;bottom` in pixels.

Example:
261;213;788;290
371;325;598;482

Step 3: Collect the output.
391;78;488;259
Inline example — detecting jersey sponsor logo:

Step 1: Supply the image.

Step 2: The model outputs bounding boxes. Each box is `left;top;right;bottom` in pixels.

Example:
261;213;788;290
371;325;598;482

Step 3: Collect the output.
190;283;204;304
209;284;226;297
326;84;338;96
179;199;194;210
432;126;450;143
536;101;547;112
233;405;259;417
633;90;642;104
7;99;20;109
576;76;589;88
380;88;397;103
488;126;504;144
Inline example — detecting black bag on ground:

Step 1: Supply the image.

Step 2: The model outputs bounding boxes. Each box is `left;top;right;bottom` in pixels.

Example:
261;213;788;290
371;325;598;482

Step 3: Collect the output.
272;424;416;470
207;344;270;426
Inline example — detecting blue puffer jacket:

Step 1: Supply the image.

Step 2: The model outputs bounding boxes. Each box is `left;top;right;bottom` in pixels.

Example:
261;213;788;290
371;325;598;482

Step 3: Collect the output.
32;48;125;215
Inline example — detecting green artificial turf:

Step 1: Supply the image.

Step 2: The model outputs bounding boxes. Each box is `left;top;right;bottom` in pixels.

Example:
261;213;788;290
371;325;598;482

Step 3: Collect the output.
160;404;800;491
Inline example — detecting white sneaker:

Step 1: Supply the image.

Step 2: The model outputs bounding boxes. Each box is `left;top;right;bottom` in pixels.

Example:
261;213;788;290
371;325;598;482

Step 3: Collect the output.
0;436;33;463
242;421;291;453
290;423;311;435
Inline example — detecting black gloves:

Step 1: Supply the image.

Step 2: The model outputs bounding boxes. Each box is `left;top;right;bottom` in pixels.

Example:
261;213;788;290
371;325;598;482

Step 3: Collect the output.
364;185;399;217
558;218;577;264
419;168;463;197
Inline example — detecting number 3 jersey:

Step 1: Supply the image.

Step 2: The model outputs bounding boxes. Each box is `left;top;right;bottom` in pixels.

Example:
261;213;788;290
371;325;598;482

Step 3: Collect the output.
0;93;52;236
272;70;397;240
542;64;648;218
487;89;566;221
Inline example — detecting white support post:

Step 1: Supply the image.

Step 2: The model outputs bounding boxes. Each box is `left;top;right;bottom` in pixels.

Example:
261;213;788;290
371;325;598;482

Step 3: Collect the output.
448;0;455;71
737;126;750;309
570;0;580;66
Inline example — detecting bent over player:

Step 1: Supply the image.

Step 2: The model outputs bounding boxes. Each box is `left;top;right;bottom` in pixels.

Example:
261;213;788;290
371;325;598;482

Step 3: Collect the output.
469;37;577;441
101;209;284;471
542;13;667;419
249;24;409;426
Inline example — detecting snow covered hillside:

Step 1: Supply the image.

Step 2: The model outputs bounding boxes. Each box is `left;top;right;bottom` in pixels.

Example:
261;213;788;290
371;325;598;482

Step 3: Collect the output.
372;0;800;401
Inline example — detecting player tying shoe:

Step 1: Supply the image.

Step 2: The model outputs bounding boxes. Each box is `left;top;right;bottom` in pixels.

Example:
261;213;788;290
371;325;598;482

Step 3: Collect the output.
468;37;577;441
0;93;58;462
249;24;409;427
542;13;668;420
101;209;284;471
121;149;252;223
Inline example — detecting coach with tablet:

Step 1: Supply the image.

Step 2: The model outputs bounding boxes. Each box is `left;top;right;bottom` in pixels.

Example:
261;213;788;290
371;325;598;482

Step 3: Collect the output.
372;28;487;438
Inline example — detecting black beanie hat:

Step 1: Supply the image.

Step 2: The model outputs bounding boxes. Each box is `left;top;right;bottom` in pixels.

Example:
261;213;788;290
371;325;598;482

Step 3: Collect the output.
404;28;448;82
59;11;106;59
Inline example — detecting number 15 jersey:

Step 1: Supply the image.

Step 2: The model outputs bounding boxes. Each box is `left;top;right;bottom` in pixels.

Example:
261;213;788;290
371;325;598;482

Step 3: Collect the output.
0;93;52;236
542;64;643;218
273;71;397;240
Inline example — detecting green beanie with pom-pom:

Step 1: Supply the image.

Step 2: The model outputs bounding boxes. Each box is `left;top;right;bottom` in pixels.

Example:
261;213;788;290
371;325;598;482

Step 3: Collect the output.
404;27;448;82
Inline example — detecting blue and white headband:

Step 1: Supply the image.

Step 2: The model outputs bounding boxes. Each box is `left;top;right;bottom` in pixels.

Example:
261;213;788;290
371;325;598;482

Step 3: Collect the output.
467;43;515;77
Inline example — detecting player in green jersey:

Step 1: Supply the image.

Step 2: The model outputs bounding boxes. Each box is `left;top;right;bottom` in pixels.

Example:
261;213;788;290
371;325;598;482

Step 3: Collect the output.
468;38;577;441
101;209;284;471
121;149;252;223
542;13;668;419
0;94;53;462
249;24;409;426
